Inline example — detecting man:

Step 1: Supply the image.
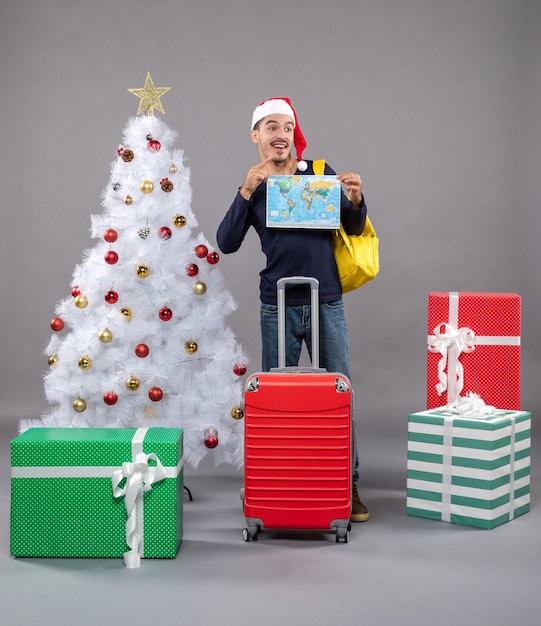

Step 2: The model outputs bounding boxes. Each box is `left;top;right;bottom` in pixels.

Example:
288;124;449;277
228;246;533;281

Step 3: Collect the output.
217;97;369;522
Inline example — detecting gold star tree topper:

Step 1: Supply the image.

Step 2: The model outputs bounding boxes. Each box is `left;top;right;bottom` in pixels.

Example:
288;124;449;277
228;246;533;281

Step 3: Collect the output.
128;72;171;116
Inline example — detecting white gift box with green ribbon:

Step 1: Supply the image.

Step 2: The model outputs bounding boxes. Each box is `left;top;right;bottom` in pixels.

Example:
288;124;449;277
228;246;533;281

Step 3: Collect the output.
11;427;183;566
407;408;531;529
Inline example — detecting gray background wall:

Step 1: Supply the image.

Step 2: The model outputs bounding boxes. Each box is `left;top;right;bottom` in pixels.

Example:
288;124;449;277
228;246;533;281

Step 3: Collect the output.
1;0;539;447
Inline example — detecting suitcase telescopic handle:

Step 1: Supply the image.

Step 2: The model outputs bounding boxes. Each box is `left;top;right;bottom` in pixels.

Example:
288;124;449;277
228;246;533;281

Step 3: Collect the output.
276;276;320;369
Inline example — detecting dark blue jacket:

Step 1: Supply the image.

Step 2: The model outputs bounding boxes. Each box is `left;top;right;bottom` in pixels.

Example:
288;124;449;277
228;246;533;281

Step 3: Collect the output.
217;160;367;305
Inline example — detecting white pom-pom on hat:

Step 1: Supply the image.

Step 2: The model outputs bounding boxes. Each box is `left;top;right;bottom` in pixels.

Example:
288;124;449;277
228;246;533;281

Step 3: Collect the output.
252;97;307;172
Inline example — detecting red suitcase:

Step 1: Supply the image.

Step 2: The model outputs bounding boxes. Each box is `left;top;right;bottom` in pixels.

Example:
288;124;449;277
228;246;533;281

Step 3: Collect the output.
242;277;353;542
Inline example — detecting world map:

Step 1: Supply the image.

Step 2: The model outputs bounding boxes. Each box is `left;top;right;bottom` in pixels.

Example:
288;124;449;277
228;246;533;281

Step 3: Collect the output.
266;175;341;229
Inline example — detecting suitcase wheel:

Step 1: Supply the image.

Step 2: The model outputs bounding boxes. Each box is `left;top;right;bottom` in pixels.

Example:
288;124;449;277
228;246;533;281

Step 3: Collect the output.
336;527;349;543
242;527;259;542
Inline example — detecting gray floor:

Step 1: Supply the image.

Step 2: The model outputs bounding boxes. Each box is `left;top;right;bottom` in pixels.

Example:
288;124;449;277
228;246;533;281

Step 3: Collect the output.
1;419;539;626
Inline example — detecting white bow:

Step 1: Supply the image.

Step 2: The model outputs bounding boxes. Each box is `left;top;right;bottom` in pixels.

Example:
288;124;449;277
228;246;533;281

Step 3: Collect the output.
428;323;476;401
445;391;495;417
112;452;166;568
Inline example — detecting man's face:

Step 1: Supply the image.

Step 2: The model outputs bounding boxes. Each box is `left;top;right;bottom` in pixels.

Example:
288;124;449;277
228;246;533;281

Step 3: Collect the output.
252;113;295;163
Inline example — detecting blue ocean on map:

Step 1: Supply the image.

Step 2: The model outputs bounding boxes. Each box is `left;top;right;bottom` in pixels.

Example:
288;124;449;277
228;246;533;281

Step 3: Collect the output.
266;175;341;229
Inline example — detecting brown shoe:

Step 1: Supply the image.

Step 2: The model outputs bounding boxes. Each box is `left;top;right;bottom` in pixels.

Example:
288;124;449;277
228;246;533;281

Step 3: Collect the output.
351;483;370;522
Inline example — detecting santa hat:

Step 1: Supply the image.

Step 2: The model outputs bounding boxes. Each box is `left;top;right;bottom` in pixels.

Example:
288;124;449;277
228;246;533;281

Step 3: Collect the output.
251;97;308;171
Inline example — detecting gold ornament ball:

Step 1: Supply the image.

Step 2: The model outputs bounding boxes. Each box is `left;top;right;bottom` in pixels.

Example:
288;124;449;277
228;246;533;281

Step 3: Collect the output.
120;307;133;321
193;280;207;295
74;294;88;308
136;264;150;278
126;375;141;391
124;194;134;205
98;328;113;343
78;355;93;370
169;163;177;174
173;214;187;228
140;179;154;194
72;398;87;412
48;354;59;367
231;406;244;420
184;340;198;355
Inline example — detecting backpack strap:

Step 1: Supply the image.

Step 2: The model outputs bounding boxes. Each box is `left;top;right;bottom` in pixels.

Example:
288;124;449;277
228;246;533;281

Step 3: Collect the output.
312;159;325;176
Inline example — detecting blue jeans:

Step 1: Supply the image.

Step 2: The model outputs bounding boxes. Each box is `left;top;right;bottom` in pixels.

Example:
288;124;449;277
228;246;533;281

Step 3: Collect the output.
260;300;359;482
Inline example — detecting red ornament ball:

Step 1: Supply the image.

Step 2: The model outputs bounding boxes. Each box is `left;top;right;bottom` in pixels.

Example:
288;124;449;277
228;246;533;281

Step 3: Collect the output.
103;392;118;406
104;228;118;243
234;363;247;376
206;251;220;265
50;317;64;332
148;387;164;402
71;285;81;297
159;306;173;321
104;250;119;265
158;226;172;240
195;244;208;258
204;427;219;449
147;139;161;153
104;289;119;304
186;263;199;277
135;343;150;358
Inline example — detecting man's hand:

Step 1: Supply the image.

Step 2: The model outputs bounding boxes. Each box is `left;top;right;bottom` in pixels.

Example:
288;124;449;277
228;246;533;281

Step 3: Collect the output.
337;172;363;207
239;157;273;200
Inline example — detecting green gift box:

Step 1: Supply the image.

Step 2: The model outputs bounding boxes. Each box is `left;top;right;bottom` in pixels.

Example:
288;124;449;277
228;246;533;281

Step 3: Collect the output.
11;427;183;565
407;408;531;529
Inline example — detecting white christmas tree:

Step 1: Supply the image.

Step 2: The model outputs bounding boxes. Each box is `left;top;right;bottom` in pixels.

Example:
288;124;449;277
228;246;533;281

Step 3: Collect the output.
23;74;248;468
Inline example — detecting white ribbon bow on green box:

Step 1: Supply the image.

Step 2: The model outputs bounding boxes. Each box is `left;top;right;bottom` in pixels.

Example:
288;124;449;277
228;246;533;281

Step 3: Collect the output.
112;428;170;568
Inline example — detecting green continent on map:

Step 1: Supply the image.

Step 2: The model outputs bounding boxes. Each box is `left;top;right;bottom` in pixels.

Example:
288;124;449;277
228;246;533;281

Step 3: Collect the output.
277;177;299;217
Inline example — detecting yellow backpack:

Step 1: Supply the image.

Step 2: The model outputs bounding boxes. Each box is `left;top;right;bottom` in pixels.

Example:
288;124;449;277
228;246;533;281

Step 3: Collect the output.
313;159;379;293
